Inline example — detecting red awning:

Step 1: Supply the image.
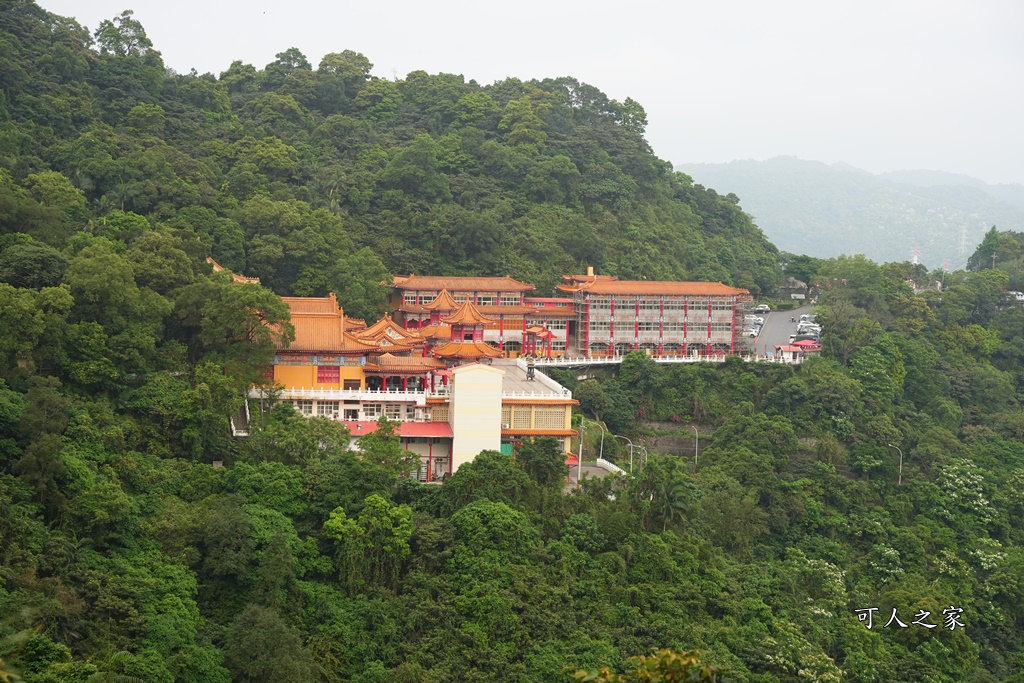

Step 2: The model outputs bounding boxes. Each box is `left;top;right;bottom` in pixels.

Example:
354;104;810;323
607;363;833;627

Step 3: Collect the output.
342;421;454;438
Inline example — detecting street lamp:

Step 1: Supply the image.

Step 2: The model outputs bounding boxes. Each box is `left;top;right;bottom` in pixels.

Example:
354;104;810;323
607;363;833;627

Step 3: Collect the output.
585;419;606;461
887;443;903;486
692;426;699;467
614;435;635;474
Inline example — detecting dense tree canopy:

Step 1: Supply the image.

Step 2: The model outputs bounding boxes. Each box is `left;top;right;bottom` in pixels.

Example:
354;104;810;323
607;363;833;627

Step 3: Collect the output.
3;3;1024;683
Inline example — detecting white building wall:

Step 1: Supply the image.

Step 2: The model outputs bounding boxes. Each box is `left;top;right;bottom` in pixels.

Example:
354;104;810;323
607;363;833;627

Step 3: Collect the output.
449;364;504;472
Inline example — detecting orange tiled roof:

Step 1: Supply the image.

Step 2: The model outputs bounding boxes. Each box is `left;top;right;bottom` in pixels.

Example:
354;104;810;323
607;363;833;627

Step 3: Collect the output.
418;324;452;340
278;294;380;353
561;273;619;284
501;428;579;437
420;288;460;310
206;257;260;284
501;398;579;406
365;353;444;374
442;301;495;326
359;314;425;344
345;317;367;331
393;274;535;292
555;280;749;296
431;340;502;359
400;304;538;316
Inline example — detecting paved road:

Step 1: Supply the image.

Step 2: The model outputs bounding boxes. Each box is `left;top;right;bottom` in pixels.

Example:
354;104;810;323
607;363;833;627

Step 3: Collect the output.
749;304;817;356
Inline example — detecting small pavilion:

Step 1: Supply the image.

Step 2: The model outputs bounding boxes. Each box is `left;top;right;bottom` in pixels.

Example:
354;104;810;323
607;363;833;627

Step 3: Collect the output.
431;301;502;363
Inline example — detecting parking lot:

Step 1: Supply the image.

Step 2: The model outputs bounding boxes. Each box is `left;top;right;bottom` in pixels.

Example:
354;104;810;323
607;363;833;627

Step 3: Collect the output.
747;304;817;355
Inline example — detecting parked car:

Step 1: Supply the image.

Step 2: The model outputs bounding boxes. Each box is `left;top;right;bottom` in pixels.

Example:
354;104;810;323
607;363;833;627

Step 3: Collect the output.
753;304;771;313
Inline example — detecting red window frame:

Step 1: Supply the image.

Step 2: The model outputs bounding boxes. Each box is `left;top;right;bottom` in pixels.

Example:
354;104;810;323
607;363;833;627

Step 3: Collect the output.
317;365;341;383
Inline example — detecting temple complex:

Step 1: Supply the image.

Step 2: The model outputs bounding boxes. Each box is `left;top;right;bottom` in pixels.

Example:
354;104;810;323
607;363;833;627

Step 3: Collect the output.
245;268;751;478
260;293;578;481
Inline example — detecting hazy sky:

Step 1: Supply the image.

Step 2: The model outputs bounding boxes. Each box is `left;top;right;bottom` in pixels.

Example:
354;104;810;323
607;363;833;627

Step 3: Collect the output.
40;0;1024;185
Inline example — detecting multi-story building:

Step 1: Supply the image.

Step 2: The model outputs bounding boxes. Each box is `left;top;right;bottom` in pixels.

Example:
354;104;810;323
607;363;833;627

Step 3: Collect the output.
390;275;537;354
524;297;575;356
556;270;749;357
259;294;577;481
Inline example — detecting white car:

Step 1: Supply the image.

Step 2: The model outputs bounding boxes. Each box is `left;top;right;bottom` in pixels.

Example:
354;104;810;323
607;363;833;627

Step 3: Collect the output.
753;304;771;313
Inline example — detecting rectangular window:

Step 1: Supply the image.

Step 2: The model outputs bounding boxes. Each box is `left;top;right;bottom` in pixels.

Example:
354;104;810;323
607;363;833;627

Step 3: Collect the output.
534;408;566;430
453;292;469;304
403;293;418;305
292;400;313;416
591;321;610;332
317;401;339;416
513;406;532;429
477;295;496;306
343;379;361;390
500;294;519;306
385;403;402;420
430;405;449;422
317;365;340;383
363;403;382;418
638;321;657;332
501;406;512;427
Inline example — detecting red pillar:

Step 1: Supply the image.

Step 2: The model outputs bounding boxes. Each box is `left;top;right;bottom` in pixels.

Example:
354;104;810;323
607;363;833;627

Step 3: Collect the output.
609;297;615;349
658;298;664;356
707;300;713;355
634;298;640;351
730;298;737;354
402;376;408;391
382;376;388;391
428;439;433;482
583;298;590;357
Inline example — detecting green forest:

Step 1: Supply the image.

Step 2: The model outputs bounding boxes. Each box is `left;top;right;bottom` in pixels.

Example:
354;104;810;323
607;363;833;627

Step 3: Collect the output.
3;3;1024;682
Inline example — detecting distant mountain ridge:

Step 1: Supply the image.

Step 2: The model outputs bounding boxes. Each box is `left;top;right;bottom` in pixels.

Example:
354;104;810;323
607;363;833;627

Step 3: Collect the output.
677;157;1024;269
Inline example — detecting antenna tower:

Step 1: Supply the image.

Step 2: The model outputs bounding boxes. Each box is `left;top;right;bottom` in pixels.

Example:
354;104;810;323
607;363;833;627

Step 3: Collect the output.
911;246;920;265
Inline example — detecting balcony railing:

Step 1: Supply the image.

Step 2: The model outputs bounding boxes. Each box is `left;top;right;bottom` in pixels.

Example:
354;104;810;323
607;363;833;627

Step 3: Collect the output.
254;387;434;403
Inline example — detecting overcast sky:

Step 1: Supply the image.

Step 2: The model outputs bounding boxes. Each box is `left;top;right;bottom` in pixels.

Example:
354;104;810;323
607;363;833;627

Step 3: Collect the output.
39;0;1024;185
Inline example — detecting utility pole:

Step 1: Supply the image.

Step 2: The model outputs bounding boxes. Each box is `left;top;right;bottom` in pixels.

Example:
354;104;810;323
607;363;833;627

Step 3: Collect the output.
577;420;583;488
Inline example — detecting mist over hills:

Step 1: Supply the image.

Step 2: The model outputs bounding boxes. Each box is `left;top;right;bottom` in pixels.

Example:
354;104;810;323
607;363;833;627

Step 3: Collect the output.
677;157;1024;270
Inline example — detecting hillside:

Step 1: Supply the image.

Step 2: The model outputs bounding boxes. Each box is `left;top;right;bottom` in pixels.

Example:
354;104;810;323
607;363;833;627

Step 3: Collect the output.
677;157;1024;269
5;4;1024;683
0;4;780;309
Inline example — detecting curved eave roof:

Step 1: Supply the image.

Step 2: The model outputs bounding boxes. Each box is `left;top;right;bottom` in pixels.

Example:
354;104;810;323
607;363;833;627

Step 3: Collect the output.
431;341;503;359
393;274;535;292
